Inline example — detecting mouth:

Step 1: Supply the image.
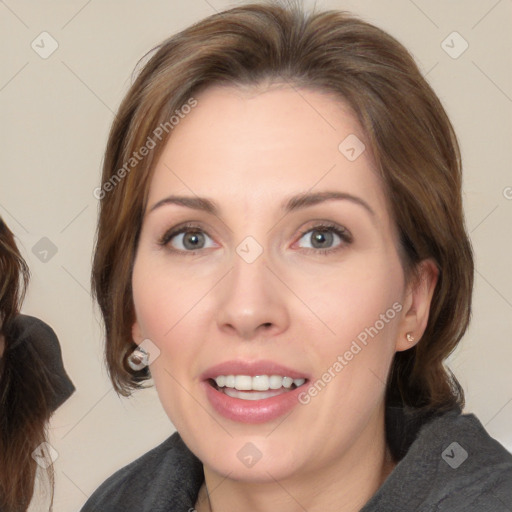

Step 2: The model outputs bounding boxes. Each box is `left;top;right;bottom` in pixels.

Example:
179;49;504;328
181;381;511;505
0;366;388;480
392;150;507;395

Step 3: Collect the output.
200;360;310;423
208;375;308;401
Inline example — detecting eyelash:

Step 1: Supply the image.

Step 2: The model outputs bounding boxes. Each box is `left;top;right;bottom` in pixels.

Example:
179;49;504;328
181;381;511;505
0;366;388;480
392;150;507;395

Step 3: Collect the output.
157;222;353;256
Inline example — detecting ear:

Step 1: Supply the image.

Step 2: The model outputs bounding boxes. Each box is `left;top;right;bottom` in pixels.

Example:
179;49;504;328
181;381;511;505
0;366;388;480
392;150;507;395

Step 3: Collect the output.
396;258;439;352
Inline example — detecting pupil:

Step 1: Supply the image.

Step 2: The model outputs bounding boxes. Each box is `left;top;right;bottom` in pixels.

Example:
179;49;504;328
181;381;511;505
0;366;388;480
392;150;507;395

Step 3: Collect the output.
184;231;204;250
312;230;332;248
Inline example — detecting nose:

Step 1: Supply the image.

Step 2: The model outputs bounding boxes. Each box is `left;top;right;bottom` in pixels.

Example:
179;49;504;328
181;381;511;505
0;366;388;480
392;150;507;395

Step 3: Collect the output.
215;249;290;341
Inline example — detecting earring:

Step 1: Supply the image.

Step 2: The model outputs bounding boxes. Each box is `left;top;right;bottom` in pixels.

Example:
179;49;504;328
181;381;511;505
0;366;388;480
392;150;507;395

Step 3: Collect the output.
127;346;149;371
406;332;415;343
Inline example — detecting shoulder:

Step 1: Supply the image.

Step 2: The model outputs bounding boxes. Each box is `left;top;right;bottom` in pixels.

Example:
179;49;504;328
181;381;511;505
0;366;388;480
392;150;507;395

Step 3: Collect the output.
7;314;58;352
422;410;512;510
8;313;54;334
7;313;75;409
8;313;66;374
365;407;512;511
80;431;204;512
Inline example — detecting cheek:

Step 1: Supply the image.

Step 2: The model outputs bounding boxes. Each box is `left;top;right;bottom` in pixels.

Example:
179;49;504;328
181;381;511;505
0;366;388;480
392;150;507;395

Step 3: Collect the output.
131;254;212;340
298;257;403;393
302;260;403;342
131;256;211;410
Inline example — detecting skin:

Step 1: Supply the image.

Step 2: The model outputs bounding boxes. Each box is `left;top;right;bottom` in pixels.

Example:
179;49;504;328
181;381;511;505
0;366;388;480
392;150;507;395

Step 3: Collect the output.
131;83;438;512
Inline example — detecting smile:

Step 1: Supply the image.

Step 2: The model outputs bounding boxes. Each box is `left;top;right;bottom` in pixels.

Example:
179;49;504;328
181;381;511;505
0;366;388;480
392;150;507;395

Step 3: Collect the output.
201;361;310;423
211;375;307;401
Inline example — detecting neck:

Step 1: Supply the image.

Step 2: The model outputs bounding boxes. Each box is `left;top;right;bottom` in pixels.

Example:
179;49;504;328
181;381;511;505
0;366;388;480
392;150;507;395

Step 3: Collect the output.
196;403;395;512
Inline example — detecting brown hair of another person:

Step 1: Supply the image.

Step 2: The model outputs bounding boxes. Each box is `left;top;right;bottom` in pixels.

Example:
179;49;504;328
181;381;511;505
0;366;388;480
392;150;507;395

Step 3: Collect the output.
0;217;55;511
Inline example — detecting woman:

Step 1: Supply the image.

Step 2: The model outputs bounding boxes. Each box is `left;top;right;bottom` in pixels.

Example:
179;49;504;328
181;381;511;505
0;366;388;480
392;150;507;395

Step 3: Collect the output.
0;218;75;511
83;2;512;511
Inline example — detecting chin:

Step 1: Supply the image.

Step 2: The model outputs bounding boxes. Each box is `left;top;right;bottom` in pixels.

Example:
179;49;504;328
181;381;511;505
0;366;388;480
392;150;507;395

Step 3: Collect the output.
181;424;312;481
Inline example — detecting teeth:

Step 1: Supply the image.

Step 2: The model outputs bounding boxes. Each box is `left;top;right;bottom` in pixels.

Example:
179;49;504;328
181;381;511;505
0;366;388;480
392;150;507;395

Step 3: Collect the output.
269;375;282;389
214;375;306;391
252;375;269;391
235;375;252;391
282;377;293;388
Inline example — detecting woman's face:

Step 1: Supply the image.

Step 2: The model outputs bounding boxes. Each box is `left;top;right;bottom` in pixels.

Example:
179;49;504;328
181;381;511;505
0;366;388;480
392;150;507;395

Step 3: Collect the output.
131;84;417;481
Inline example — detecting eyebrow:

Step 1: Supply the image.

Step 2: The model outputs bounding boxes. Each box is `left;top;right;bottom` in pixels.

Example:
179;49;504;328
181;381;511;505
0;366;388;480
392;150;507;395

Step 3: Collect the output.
148;191;376;218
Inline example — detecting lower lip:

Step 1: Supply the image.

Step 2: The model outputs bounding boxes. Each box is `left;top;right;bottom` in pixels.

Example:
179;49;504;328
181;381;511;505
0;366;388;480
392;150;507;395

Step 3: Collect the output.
203;381;305;424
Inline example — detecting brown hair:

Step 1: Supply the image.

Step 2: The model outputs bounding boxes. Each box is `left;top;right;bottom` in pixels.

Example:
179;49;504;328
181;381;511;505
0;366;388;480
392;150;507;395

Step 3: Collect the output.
0;218;54;511
91;1;473;412
0;218;29;329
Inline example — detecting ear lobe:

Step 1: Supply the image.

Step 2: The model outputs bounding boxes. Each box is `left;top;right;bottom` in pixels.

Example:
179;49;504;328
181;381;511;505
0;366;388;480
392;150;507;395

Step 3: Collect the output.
396;258;439;352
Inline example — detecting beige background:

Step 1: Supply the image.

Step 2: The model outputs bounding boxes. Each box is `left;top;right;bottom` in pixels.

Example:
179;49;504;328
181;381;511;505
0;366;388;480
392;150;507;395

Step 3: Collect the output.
0;0;511;510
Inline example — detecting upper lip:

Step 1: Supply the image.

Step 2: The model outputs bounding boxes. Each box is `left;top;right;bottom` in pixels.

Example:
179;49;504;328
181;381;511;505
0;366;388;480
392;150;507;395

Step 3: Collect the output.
200;360;310;381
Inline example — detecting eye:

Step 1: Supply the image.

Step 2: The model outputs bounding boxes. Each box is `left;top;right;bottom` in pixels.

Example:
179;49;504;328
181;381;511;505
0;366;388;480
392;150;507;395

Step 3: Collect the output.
296;223;352;254
158;221;352;256
158;223;217;254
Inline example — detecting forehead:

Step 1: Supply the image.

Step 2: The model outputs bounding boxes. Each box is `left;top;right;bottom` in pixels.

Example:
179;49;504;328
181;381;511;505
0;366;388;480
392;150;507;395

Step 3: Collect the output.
147;83;389;221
